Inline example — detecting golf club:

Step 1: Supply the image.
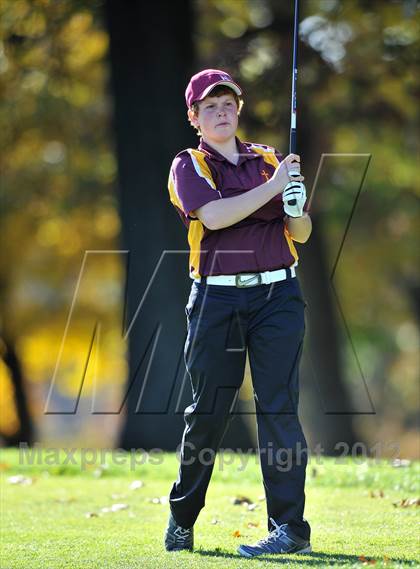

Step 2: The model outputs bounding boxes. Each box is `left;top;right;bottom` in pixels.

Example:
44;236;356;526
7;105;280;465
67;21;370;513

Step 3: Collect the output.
287;0;300;206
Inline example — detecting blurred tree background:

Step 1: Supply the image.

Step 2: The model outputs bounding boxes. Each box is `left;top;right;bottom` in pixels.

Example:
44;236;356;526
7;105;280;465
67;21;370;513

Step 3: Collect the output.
0;0;418;456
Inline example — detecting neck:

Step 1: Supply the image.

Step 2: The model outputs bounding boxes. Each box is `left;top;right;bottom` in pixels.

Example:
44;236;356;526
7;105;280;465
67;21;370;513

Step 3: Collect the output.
202;136;239;165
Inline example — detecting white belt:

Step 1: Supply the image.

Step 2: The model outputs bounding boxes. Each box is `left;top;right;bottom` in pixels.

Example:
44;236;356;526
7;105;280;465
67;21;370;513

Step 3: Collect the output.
194;266;296;287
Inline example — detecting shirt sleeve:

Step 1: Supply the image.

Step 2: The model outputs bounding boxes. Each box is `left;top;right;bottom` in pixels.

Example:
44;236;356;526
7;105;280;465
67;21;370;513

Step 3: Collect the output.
273;147;283;164
168;153;221;221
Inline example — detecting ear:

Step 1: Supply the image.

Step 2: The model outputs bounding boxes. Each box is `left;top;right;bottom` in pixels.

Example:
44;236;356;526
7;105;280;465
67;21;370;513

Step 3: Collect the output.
187;108;199;128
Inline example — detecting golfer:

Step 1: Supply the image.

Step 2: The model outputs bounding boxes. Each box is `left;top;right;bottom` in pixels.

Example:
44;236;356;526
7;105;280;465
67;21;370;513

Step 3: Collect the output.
165;69;312;558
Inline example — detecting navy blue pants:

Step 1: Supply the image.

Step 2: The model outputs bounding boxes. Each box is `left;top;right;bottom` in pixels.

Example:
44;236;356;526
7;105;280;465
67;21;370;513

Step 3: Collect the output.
169;271;311;541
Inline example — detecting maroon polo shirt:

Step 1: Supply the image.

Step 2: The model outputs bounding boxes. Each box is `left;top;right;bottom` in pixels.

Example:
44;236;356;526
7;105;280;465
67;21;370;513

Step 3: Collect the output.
168;137;306;278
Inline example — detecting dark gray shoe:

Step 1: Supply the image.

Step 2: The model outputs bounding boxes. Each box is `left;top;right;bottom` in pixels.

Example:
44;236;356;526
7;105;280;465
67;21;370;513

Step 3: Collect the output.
164;513;194;551
238;518;311;558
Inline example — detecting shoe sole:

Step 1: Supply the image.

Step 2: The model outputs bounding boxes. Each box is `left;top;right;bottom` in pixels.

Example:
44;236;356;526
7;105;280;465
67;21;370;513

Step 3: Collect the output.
237;544;312;558
165;546;193;552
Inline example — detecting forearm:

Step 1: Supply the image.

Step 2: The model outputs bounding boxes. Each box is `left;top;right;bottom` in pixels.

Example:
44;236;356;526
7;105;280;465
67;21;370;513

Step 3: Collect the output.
284;213;312;243
196;179;280;230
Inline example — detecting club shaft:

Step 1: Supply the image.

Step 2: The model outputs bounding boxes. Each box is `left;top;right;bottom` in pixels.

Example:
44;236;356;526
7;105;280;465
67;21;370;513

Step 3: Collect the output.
289;0;299;155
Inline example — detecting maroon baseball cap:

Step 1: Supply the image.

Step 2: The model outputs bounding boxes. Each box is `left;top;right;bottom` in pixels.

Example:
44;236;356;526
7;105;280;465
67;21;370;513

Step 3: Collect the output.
185;69;242;108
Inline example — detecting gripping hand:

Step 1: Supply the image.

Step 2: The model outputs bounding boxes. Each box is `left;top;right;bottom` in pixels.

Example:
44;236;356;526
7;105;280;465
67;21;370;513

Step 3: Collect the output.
283;169;306;217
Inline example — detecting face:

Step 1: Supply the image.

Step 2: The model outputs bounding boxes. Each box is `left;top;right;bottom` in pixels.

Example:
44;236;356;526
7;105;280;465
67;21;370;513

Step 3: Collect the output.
188;92;239;144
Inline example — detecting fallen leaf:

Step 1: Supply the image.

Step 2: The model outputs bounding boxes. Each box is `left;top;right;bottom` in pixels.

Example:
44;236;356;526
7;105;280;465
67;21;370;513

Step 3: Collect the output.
247;522;259;528
358;555;377;565
247;503;258;511
7;475;33;485
149;496;168;505
150;497;161;504
369;490;385;499
92;464;109;478
101;503;129;513
232;530;242;537
129;480;144;490
392;497;419;508
111;503;129;512
232;495;253;506
391;458;411;468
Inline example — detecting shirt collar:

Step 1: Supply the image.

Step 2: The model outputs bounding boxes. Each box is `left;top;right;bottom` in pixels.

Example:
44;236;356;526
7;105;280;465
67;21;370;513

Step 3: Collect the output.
198;137;259;165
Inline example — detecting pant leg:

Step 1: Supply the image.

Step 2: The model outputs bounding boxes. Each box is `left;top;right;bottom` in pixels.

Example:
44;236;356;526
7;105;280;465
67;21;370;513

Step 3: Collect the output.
247;276;311;541
169;282;247;528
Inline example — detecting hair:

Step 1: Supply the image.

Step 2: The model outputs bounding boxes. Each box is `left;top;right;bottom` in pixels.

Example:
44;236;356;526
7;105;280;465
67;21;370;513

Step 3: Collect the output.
188;85;244;135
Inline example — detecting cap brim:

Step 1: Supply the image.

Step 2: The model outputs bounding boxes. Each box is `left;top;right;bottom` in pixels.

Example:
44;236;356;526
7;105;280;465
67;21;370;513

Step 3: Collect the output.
196;80;242;102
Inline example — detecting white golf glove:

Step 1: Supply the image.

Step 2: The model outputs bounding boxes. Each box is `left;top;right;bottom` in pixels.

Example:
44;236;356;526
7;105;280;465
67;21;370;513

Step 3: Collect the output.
282;170;307;217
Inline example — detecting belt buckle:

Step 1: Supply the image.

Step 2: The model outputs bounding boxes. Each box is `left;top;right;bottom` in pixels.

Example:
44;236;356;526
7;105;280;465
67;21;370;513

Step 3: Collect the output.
235;273;262;288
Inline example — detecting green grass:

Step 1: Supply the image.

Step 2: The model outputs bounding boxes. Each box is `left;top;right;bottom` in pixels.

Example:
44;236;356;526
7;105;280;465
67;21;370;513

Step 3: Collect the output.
0;449;419;568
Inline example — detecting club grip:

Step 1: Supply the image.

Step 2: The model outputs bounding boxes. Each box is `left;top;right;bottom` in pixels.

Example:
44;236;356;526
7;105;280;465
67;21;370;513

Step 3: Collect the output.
288;129;297;205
